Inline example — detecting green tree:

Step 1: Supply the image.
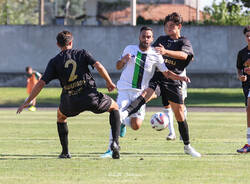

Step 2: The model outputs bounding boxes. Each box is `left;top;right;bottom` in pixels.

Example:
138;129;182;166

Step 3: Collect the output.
204;0;250;25
0;0;38;25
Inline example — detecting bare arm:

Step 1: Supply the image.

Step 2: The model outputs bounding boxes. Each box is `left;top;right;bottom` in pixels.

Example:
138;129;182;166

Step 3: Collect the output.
17;80;46;114
116;54;131;70
155;44;188;60
94;61;116;92
162;70;190;83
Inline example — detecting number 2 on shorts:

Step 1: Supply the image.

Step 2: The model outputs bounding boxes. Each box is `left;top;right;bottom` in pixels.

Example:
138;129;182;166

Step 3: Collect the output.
65;59;78;82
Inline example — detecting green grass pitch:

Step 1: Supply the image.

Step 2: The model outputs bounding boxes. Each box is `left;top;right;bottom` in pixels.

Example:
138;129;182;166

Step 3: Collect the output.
0;109;249;184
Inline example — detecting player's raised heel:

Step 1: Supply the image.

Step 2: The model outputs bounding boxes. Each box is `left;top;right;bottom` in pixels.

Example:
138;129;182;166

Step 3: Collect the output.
184;145;201;157
58;152;71;159
166;133;176;141
111;141;120;159
237;144;250;153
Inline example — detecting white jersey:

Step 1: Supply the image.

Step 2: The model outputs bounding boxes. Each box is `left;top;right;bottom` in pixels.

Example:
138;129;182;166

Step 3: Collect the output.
117;45;168;91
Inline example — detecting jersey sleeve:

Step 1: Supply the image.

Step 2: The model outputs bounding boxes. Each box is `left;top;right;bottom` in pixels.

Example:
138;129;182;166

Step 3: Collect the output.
181;38;194;60
236;50;243;70
41;60;58;84
120;45;131;59
156;54;168;72
83;50;97;68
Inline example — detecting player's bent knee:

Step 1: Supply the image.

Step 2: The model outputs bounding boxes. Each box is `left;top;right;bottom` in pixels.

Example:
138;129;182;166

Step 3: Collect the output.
108;100;119;112
57;109;67;122
131;118;142;130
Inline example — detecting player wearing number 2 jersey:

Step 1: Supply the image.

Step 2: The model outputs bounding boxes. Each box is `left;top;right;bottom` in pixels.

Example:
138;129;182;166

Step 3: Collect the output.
17;30;121;159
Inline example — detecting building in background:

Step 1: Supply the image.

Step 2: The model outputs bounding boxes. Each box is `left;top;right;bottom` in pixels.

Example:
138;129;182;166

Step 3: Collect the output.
85;0;205;26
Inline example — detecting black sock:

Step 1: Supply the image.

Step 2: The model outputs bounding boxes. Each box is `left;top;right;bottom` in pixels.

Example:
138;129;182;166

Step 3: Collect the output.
177;120;190;145
109;110;120;144
57;122;69;154
126;95;146;116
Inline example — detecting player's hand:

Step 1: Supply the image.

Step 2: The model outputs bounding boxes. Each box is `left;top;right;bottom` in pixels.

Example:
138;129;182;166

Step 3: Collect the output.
239;74;247;81
180;76;191;83
106;82;116;92
155;44;167;55
122;54;131;64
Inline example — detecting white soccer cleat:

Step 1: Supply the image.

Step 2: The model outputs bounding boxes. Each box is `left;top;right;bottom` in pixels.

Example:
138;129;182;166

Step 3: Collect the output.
166;133;176;141
184;145;201;157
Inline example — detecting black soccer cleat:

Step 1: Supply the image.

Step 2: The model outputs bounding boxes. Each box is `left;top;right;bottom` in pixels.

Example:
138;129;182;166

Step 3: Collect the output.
58;152;72;159
111;141;120;159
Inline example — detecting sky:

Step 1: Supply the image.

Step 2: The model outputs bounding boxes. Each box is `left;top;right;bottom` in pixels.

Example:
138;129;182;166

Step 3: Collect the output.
200;0;223;10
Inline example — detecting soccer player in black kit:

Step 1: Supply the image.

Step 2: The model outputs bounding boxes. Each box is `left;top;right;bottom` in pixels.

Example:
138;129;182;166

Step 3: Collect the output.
120;12;201;157
236;26;250;153
17;30;121;159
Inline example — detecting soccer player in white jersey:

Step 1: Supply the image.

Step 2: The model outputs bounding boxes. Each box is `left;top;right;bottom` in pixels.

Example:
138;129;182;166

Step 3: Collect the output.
101;26;190;158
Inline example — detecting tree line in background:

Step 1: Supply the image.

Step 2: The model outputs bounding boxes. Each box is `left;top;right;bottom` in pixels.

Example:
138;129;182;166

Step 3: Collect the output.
0;0;249;26
203;0;250;25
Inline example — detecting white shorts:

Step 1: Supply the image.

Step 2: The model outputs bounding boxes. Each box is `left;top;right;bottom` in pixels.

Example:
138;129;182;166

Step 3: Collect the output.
117;89;146;120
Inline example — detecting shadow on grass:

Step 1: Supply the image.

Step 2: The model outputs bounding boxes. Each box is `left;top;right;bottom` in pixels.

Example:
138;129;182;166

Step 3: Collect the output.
0;152;240;160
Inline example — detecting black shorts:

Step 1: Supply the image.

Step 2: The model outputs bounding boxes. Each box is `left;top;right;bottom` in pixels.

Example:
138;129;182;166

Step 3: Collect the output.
242;85;250;106
149;72;183;106
59;88;112;117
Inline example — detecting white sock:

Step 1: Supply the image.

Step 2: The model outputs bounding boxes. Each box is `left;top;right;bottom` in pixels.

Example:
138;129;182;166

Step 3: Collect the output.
120;110;129;122
124;117;131;127
163;108;175;135
247;127;250;145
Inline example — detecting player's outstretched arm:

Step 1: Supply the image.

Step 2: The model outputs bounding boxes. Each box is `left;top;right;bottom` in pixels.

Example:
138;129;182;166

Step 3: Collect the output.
93;61;116;92
16;80;46;114
116;54;131;70
162;70;190;83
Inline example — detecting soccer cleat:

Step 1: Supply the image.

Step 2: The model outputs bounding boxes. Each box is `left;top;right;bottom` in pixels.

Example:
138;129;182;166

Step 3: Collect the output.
100;150;113;158
166;133;176;141
111;141;120;159
120;124;126;137
28;106;36;112
237;144;250;153
58;152;71;159
184;145;201;157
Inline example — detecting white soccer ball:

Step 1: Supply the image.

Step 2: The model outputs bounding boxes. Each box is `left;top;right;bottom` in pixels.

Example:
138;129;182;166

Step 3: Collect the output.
150;112;168;131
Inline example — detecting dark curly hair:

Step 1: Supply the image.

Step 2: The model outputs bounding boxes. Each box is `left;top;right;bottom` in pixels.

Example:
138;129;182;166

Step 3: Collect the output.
164;12;183;26
243;26;250;35
56;30;73;47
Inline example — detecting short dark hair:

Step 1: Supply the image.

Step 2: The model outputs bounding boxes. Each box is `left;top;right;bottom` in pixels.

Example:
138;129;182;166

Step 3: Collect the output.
140;26;153;33
164;12;183;26
56;30;73;47
25;66;31;72
243;26;250;35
